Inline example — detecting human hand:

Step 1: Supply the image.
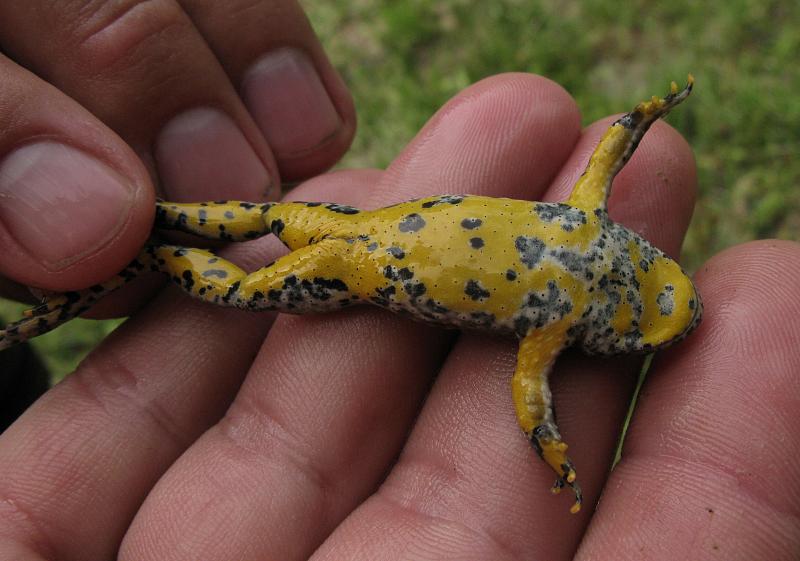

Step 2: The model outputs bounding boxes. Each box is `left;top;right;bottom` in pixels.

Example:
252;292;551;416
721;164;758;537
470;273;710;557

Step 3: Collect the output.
0;1;354;299
2;73;798;560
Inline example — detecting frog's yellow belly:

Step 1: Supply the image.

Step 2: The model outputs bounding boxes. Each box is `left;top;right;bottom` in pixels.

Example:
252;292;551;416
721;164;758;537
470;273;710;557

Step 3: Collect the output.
335;196;597;335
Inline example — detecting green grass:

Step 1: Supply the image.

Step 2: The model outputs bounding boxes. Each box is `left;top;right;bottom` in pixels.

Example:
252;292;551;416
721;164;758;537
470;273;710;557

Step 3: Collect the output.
2;0;798;381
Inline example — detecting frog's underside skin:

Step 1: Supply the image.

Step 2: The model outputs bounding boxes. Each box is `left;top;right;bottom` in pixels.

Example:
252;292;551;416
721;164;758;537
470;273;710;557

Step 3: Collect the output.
0;78;700;513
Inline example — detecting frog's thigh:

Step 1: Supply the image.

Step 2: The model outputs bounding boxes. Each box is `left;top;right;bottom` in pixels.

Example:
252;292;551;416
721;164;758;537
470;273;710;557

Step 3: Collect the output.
150;239;354;312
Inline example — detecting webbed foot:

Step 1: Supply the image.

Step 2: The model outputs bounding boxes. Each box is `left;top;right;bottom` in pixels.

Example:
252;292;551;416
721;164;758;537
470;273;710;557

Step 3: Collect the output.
531;424;582;514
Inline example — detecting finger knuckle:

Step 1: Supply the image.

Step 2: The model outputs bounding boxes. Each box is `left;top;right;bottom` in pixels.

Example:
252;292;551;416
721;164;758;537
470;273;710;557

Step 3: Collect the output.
71;0;188;75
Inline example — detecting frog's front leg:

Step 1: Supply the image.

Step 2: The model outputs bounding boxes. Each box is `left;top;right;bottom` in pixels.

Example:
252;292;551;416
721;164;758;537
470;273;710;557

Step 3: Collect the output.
512;322;582;513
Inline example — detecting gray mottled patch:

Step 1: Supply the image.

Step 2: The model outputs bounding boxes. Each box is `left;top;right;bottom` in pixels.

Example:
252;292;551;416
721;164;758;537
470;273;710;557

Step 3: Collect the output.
512;280;573;337
534;203;587;232
399;213;426;233
386;246;406;259
549;248;587;274
657;285;675;316
515;236;546;269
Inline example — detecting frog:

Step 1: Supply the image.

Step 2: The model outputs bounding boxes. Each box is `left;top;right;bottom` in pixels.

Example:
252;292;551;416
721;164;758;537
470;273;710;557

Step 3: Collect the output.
0;77;700;514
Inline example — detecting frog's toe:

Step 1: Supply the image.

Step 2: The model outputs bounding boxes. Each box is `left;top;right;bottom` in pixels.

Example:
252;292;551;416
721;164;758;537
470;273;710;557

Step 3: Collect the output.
531;424;582;513
551;473;582;514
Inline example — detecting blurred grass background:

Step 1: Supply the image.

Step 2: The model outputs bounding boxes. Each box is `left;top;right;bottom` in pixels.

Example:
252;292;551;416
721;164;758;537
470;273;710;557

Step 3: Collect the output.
1;0;798;382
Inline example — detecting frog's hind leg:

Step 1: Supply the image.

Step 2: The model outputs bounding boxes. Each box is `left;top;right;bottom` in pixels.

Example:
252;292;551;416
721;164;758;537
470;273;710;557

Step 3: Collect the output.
0;238;356;350
0;252;153;351
568;76;694;212
512;323;583;514
146;238;355;312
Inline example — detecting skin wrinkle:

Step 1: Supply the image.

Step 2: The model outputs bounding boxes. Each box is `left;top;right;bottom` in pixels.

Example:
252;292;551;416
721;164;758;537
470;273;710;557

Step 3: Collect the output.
74;1;188;73
0;491;56;561
215;408;336;516
73;355;193;453
371;490;519;561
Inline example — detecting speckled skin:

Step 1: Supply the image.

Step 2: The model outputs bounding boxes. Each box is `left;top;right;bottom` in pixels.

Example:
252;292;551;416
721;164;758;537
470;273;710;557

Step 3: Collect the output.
0;78;701;513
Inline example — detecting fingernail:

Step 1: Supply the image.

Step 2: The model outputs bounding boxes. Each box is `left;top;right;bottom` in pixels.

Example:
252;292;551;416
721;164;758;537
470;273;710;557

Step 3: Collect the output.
0;142;135;271
156;108;272;201
242;48;341;157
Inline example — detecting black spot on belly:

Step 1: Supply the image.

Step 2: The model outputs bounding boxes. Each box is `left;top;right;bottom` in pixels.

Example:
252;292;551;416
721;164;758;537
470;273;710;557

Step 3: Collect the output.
506;269;517;281
182;270;195;291
175;212;188;229
515;236;546;269
224;210;235;219
173;248;188;257
470;237;484;249
305;201;322;207
223;281;240;303
324;203;360;214
217;224;234;242
270;219;285;237
399;213;426;233
404;281;427;298
313;277;348;292
202;269;229;279
372;285;397;306
421;195;464;208
465;280;490;301
384;266;414;281
461;218;482;229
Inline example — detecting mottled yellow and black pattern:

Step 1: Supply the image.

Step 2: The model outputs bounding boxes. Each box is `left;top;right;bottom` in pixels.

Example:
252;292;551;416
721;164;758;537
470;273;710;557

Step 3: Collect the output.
0;78;701;514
